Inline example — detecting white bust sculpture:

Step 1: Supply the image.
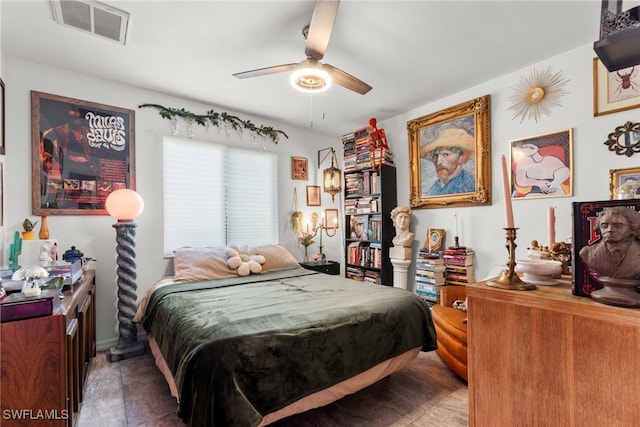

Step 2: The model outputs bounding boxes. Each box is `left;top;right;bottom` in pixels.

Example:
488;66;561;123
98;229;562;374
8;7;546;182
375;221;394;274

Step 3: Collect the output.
390;206;415;248
40;242;52;265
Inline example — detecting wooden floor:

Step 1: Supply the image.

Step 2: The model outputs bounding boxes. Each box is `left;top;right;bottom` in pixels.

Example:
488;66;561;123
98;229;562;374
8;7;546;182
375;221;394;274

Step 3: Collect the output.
78;345;468;426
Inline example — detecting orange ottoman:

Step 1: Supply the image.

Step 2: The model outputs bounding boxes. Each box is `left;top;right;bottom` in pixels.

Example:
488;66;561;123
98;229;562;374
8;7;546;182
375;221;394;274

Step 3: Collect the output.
431;304;467;381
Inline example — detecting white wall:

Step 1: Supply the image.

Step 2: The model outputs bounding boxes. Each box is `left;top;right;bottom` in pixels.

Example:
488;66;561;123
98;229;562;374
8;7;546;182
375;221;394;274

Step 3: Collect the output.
2;55;340;349
3;41;639;347
381;43;640;283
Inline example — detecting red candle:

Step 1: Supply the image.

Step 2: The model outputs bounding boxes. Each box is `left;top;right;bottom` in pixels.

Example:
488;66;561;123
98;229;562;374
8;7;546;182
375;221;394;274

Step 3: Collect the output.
501;155;515;228
548;206;556;249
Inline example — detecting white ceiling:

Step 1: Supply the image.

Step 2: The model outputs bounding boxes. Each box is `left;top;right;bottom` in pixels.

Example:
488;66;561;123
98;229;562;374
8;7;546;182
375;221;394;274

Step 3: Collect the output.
1;0;603;137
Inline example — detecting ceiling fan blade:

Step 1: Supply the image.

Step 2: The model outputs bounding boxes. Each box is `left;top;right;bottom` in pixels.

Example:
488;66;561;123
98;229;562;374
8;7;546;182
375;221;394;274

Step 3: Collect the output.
233;63;299;79
323;63;372;95
305;0;340;60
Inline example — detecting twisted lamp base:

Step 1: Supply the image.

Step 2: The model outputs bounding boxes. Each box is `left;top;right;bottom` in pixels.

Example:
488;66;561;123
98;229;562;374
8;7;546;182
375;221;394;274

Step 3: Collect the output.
109;221;145;362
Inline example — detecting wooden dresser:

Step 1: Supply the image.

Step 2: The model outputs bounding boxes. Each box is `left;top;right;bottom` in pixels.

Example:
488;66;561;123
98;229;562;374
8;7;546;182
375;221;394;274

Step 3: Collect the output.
467;277;640;427
1;270;96;427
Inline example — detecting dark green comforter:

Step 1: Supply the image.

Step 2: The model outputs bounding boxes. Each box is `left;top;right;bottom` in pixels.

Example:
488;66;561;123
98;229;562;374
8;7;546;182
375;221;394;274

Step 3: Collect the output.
141;267;436;426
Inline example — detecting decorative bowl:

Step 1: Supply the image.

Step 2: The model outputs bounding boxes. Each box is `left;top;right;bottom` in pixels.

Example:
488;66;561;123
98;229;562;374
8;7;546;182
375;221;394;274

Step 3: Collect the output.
515;259;563;285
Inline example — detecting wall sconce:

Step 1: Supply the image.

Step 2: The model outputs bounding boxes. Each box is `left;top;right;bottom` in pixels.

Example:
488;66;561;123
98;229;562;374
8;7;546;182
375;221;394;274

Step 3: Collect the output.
593;1;640;71
318;147;342;202
307;211;338;263
105;188;145;362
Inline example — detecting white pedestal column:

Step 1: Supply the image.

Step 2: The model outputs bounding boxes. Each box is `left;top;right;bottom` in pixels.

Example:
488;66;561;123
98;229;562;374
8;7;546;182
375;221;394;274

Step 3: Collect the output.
390;258;412;290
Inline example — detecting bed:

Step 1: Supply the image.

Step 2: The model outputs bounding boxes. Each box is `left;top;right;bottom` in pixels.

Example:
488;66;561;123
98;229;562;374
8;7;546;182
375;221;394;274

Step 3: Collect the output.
134;245;437;426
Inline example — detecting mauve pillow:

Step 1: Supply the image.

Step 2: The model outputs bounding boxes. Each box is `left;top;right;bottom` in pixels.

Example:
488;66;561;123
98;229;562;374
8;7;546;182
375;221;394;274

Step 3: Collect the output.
254;244;299;272
173;246;237;283
173;244;299;283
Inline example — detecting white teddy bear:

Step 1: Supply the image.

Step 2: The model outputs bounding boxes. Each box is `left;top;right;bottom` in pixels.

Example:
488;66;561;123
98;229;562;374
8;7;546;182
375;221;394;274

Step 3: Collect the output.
225;245;266;276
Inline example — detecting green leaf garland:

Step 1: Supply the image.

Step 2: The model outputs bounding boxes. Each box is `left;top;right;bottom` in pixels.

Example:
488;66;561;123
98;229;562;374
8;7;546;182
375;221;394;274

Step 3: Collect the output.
139;103;288;144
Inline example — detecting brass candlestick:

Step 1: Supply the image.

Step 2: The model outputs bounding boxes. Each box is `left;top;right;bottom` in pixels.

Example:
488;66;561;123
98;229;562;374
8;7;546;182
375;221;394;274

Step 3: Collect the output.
487;227;536;291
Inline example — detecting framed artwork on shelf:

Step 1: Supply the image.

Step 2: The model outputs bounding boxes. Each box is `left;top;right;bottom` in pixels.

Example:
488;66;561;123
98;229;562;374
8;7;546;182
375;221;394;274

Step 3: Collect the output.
609;166;640;199
31;91;135;215
509;128;573;200
306;185;321;206
407;95;491;209
424;228;445;252
291;156;308;180
0;78;4;155
593;57;640;117
325;208;339;229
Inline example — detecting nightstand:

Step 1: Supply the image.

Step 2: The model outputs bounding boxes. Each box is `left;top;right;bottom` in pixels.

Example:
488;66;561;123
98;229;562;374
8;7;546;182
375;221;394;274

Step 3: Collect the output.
299;261;340;275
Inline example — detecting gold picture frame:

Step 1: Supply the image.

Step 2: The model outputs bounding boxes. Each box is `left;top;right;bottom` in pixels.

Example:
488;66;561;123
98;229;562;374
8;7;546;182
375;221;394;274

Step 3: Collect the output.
593;57;640;117
408;95;491;209
325;208;339;229
509;128;573;200
424;228;445;251
609;166;640;199
291;156;308;180
306;185;321;206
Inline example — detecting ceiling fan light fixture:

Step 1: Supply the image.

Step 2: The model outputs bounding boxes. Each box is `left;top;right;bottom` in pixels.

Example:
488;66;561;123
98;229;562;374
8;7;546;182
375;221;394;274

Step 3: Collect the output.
290;67;332;93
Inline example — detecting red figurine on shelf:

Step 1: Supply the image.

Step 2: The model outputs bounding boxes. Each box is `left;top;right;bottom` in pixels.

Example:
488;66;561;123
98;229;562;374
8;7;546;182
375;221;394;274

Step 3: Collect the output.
368;117;389;170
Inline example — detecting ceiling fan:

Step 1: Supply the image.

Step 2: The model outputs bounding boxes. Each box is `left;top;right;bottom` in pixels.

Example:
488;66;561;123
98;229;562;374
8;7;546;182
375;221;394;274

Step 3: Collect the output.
232;0;372;95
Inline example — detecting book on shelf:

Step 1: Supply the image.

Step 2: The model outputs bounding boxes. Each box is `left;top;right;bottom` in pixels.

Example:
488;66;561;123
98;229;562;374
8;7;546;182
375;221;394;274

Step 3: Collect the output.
416;269;446;279
415;276;445;286
415;285;439;303
443;255;474;266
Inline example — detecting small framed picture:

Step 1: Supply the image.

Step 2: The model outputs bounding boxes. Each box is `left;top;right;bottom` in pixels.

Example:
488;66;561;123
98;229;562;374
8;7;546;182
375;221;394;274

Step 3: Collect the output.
292;156;308;180
609;166;640;199
593;57;640;117
306;185;321;206
424;228;445;251
325;208;339;229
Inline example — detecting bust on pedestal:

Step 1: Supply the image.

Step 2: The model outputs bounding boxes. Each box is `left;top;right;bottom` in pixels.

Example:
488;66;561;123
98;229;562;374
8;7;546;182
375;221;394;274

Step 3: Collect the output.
389;206;415;289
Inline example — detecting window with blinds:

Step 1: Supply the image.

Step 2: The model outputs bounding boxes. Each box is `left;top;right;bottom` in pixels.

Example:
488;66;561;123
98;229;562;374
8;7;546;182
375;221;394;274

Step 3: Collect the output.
163;136;278;256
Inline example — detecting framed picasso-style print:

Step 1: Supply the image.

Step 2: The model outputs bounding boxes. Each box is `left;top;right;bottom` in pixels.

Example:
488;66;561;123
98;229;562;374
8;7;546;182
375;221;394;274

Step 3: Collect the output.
509;129;573;200
407;95;491;209
31;91;135;215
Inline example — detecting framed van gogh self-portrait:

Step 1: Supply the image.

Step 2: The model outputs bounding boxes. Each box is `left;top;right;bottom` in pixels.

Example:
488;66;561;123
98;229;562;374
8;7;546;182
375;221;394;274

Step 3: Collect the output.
408;95;491;209
31;91;135;215
509;128;573;200
593;57;640;116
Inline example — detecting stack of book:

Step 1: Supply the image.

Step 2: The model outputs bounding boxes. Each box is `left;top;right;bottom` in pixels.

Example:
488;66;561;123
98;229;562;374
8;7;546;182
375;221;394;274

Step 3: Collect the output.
414;250;446;304
443;247;475;285
342;132;358;172
343;125;396;172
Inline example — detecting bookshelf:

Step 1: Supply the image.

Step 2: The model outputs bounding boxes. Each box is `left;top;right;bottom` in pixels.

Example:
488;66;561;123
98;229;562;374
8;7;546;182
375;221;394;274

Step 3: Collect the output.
342;128;396;286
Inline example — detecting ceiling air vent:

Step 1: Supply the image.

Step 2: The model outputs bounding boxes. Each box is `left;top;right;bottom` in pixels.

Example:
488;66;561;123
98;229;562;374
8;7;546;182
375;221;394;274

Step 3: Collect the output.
51;0;130;45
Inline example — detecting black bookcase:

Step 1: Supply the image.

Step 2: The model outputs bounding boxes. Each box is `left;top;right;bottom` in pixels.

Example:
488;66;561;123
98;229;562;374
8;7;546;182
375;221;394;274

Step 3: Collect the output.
343;164;397;286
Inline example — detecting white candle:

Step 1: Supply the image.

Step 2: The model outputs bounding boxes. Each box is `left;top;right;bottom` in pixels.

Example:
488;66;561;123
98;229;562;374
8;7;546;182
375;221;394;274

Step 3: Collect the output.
455;211;459;237
548;206;556;249
501;155;515;228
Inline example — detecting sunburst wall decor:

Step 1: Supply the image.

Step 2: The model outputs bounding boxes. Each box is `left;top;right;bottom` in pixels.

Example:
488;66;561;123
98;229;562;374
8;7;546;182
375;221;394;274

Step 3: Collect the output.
506;66;570;123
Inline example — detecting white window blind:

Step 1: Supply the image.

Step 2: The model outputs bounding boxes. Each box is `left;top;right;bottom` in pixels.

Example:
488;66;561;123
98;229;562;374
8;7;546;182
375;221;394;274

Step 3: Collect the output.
163;136;278;256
